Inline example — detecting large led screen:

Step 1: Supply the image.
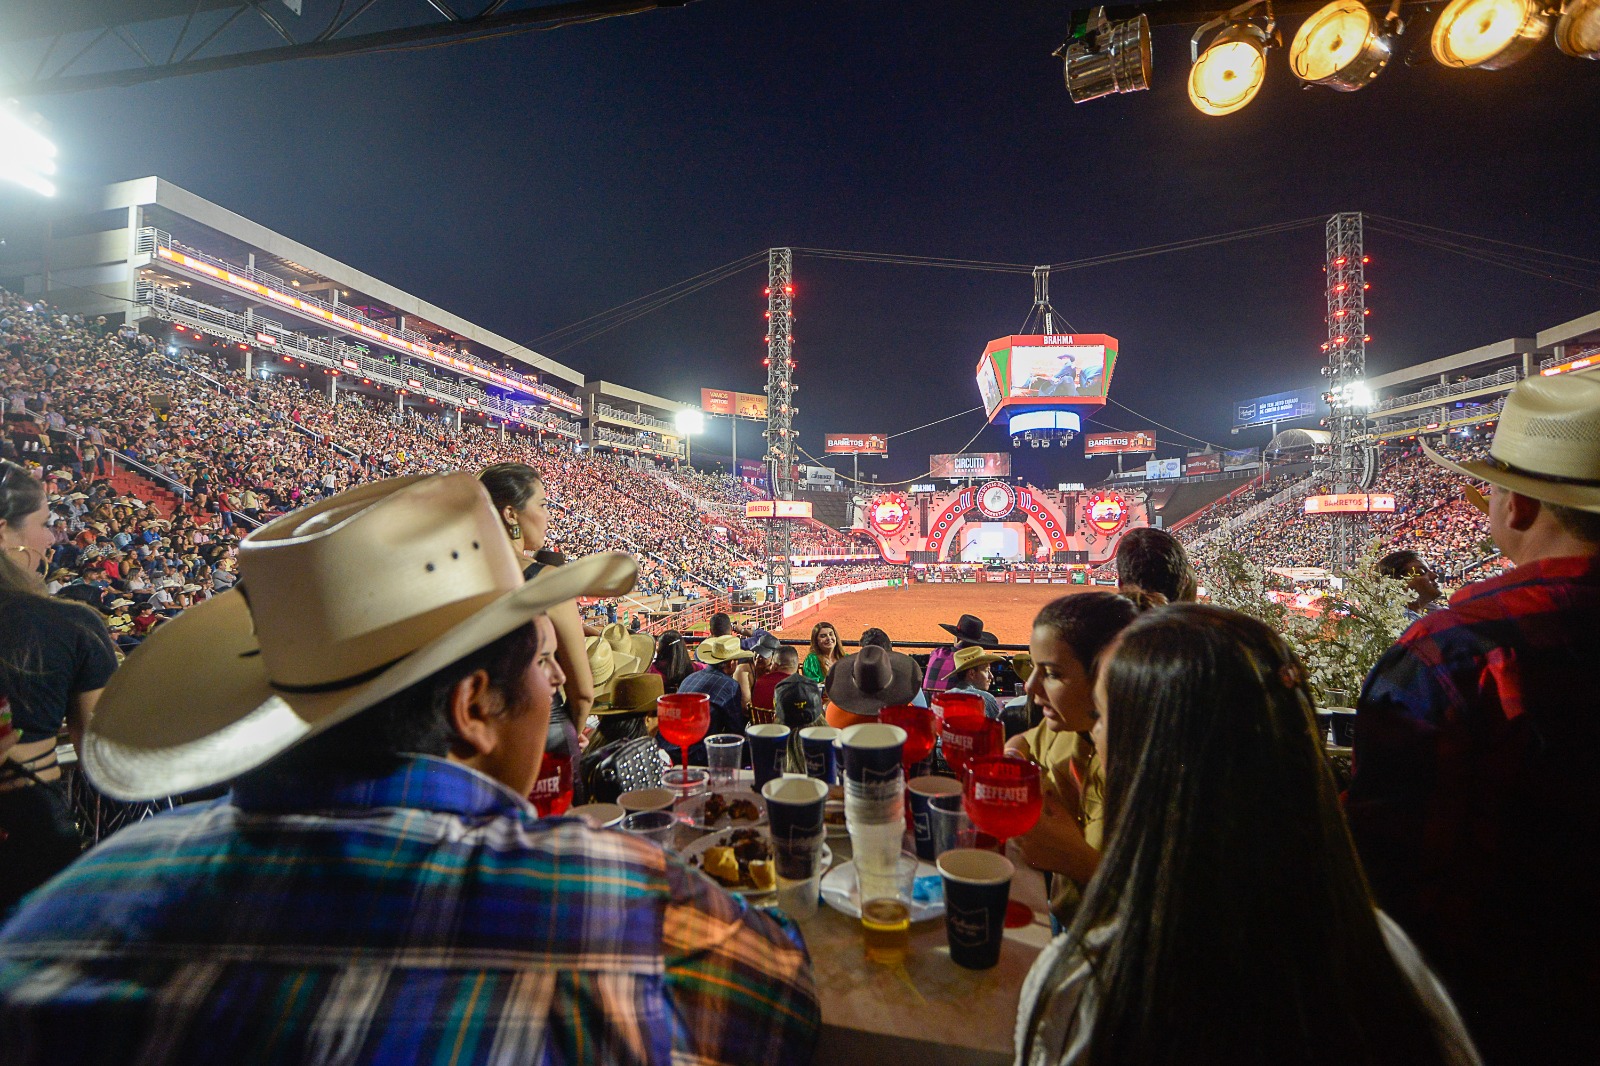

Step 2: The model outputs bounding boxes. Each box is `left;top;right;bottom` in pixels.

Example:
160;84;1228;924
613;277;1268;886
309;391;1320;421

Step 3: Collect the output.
977;334;1117;419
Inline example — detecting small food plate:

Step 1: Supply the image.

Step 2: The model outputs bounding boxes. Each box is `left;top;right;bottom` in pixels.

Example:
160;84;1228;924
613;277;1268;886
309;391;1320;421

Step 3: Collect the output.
682;786;768;832
681;825;833;900
819;860;945;922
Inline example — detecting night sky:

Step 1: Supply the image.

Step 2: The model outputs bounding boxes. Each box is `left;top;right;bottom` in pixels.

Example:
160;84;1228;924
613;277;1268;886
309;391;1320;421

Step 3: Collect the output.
19;0;1600;484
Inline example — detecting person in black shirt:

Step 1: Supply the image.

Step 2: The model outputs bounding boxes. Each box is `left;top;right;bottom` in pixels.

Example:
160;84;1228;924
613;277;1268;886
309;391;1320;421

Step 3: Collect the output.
0;460;118;914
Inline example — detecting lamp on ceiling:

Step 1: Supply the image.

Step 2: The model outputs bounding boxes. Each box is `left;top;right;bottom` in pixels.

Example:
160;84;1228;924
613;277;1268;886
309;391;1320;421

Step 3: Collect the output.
1556;0;1600;58
1289;0;1403;90
1430;0;1550;69
1189;2;1278;116
1061;6;1152;103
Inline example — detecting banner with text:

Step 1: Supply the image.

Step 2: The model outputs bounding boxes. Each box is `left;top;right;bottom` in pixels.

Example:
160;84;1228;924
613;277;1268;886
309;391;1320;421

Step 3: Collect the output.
1185;452;1222;476
701;388;769;420
1146;457;1181;480
1083;430;1156;455
746;499;814;520
1304;493;1397;514
825;432;889;455
929;452;1012;478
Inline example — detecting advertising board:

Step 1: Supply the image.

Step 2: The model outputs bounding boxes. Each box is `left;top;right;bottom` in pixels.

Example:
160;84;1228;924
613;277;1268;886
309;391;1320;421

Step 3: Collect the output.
1083;430;1156;455
930;452;1012;478
1185;452;1222;476
976;334;1118;419
701;387;769;420
1303;494;1398;514
746;499;814;519
1146;457;1182;480
1234;388;1319;429
1222;448;1261;470
824;432;888;455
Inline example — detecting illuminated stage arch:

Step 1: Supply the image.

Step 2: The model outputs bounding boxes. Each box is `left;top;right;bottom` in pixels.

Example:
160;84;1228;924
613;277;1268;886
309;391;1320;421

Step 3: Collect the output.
924;482;1070;562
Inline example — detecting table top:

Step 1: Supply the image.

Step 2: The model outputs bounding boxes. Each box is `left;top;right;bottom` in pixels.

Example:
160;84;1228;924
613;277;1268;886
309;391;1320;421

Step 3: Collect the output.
673;777;1049;1064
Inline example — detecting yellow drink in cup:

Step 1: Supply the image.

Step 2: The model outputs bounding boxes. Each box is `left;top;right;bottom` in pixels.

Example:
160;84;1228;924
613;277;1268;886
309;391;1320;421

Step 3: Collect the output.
861;898;911;964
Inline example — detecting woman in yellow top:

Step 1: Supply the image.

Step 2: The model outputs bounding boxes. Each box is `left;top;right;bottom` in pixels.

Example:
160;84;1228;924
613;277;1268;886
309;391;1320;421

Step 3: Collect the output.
1009;590;1155;928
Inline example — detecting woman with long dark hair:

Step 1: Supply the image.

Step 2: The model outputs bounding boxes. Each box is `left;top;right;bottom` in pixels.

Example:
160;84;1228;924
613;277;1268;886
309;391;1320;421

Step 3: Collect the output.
0;461;118;914
648;630;696;694
800;621;841;684
478;463;595;772
1015;604;1479;1066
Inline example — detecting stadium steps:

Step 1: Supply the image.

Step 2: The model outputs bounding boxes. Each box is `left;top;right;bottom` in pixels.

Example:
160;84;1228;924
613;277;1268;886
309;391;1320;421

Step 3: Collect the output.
1151;475;1258;529
103;466;182;519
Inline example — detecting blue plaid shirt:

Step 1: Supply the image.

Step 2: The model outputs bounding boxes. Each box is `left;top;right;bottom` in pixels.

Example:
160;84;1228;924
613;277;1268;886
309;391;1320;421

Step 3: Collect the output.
0;755;819;1065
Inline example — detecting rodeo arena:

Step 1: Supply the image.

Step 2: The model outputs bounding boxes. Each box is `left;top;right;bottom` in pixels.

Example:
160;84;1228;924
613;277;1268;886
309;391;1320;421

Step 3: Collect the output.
2;5;1600;1064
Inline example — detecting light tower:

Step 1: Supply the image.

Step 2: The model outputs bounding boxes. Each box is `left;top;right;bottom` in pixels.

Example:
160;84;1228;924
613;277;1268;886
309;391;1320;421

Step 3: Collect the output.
1320;211;1370;568
763;247;796;600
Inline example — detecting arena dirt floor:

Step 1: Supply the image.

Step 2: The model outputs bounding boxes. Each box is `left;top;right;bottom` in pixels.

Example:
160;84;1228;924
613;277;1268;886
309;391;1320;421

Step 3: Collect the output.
773;582;1097;647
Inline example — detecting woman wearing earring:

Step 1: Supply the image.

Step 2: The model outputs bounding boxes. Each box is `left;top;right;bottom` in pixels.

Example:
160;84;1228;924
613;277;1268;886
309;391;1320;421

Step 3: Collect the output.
1;460;118;913
478;463;595;772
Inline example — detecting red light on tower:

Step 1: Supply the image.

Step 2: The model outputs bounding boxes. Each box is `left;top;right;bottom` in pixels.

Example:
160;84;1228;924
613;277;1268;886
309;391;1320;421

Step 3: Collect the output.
1334;256;1346;266
783;284;794;295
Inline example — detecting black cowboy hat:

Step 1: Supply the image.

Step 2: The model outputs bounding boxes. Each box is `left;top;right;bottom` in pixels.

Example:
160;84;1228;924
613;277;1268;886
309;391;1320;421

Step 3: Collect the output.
827;645;923;717
938;613;998;648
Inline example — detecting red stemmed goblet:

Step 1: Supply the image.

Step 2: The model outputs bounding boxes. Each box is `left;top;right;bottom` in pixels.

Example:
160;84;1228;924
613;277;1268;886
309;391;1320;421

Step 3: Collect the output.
962;754;1042;928
880;705;936;772
656;692;711;780
940;714;1002;781
933;691;986;727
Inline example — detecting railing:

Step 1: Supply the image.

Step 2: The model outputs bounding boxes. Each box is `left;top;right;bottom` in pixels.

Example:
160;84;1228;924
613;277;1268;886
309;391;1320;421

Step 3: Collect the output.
1372;365;1520;414
592;400;672;433
1187;475;1317;552
1540;344;1600;375
1362;397;1504;440
136;227;582;414
21;402;222;517
591;424;684;457
137;285;580;439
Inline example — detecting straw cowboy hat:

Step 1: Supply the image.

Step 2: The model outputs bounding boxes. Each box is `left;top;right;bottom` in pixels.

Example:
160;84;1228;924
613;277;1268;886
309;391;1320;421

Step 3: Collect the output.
586;635;641;706
695;634;754;666
938;613;998;648
82;474;638;801
594;671;665;718
601;621;655;670
950;644;1008;676
828;645;922;717
1426;373;1600;515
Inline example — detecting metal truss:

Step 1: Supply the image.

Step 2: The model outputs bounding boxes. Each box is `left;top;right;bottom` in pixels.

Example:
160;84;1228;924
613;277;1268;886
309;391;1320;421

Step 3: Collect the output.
1319;210;1370;568
763;246;795;600
0;0;696;97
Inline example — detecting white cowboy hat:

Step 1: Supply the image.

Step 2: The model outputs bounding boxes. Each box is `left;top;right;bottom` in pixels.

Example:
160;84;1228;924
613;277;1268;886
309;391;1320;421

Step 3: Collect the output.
585;635;641;700
601;621;655;669
950;644;1009;675
696;634;755;665
1425;373;1600;515
83;474;638;801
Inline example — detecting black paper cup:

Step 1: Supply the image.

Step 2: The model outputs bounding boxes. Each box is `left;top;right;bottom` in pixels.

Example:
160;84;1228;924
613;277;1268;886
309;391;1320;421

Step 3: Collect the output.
839;723;907;807
1329;709;1357;748
799;726;840;784
745;723;792;791
908;775;964;861
761;775;828;880
938;848;1014;970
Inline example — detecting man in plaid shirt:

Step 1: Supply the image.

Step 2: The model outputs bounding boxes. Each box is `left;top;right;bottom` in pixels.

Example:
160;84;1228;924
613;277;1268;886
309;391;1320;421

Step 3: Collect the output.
0;475;818;1065
1348;374;1600;1066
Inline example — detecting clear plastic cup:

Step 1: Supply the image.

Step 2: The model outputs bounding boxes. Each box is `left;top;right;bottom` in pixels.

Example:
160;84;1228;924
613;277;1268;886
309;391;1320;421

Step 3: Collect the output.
621;809;677;849
704;734;744;787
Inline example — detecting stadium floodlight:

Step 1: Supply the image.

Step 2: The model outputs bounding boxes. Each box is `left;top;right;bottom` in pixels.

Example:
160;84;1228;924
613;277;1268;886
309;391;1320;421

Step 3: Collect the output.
1061;7;1152;103
1431;0;1549;69
1556;0;1600;57
1189;2;1276;116
0;99;57;197
675;409;705;436
1290;0;1401;90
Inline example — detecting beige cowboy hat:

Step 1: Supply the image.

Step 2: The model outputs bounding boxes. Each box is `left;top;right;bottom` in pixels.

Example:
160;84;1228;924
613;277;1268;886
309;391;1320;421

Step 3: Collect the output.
586;635;641;705
601;621;655;669
951;644;1009;675
594;671;665;718
695;633;754;666
1425;373;1600;515
83;474;638;801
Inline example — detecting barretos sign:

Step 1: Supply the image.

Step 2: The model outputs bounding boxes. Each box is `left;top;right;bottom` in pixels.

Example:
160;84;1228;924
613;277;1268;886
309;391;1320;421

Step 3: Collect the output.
1083;430;1156;455
746;500;814;519
1304;494;1397;514
825;433;888;455
866;492;911;536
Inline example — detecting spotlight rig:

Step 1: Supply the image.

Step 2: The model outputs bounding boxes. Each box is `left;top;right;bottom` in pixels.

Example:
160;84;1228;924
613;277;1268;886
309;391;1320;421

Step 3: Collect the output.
1059;1;1599;115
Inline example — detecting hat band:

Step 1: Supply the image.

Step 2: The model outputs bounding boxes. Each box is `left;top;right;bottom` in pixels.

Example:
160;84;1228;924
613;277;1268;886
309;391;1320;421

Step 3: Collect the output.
1486;453;1600;489
269;654;405;695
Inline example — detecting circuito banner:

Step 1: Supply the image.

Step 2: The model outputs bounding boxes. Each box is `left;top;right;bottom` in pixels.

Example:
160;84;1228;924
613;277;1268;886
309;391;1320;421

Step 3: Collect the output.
701;388;769;420
825;432;888;455
1083;430;1156;455
929;452;1012;478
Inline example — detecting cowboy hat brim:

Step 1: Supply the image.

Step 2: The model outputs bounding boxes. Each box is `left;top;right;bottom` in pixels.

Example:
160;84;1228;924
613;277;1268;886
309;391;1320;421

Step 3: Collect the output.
828;651;923;717
1423;443;1600;515
952;651;1008;673
696;645;754;665
937;621;999;647
83;551;639;801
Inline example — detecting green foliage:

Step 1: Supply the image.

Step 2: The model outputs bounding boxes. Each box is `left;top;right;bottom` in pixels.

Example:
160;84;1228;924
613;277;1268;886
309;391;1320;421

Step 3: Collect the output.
1199;548;1413;706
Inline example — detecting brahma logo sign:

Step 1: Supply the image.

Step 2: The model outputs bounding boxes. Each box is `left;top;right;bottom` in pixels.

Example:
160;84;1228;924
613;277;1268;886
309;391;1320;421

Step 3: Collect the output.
867;492;911;536
1085;491;1129;534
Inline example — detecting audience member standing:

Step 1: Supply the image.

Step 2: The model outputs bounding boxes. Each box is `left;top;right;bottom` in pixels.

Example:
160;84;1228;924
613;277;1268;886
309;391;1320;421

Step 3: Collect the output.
1349;375;1600;1065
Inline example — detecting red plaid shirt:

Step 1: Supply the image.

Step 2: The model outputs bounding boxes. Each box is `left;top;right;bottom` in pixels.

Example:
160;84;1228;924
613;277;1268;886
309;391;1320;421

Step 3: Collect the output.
1348;553;1600;1065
